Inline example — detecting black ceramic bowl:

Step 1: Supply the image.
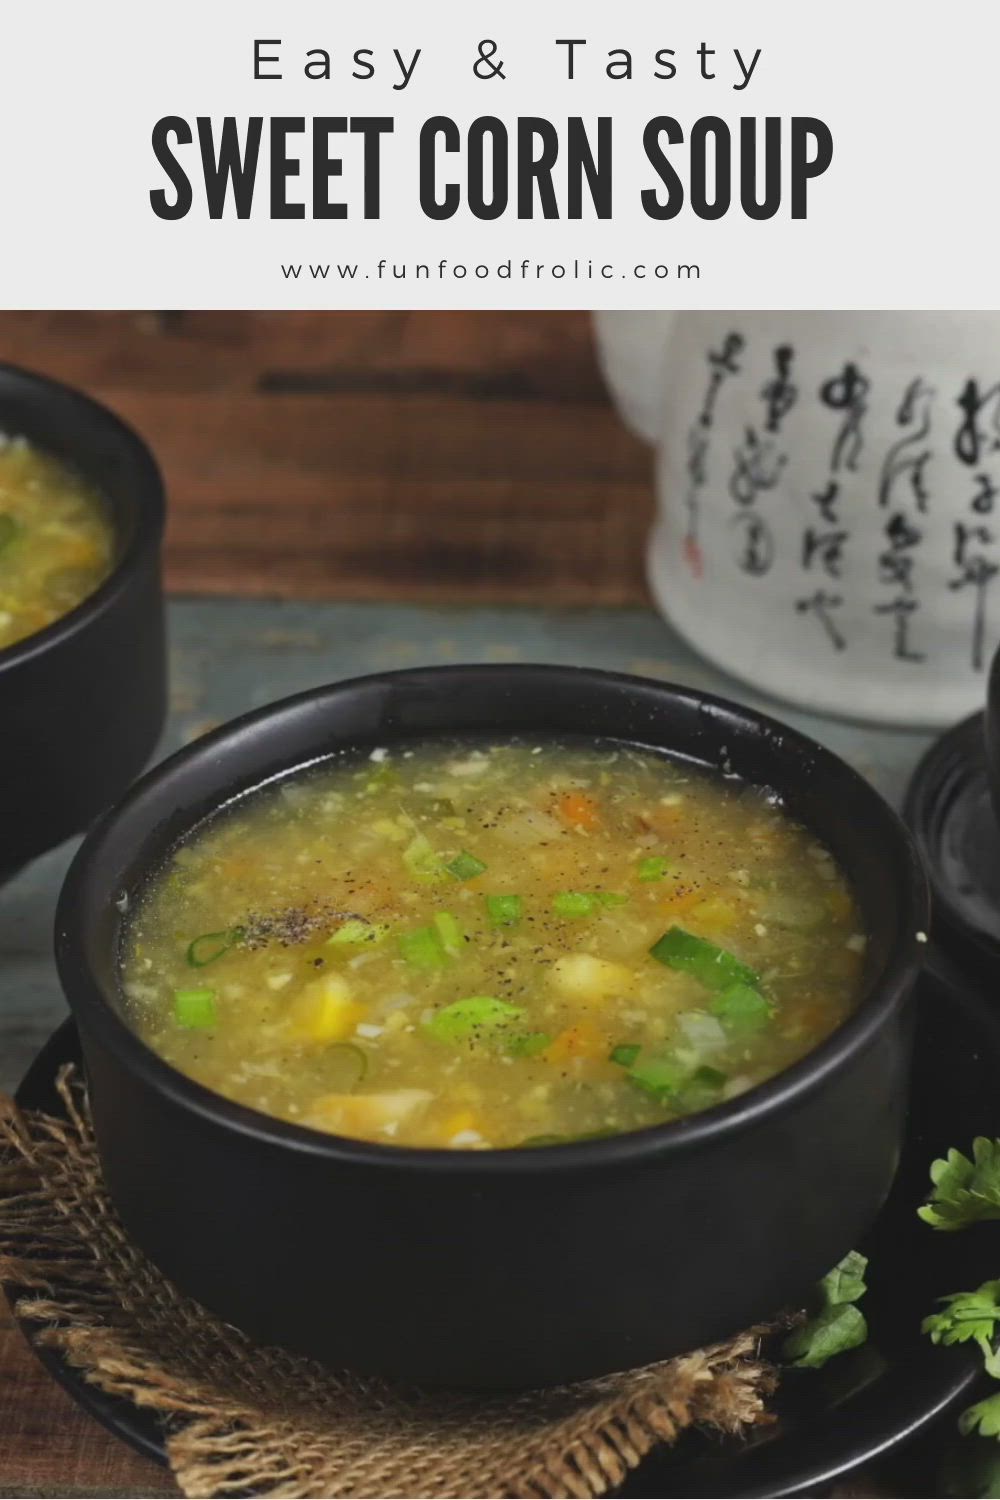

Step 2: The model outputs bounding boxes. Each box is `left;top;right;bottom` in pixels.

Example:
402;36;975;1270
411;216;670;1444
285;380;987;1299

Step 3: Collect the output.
0;364;166;880
55;666;928;1390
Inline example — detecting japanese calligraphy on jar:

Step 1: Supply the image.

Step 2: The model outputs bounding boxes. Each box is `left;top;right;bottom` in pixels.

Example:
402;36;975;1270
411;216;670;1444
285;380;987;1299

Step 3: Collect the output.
645;312;1000;727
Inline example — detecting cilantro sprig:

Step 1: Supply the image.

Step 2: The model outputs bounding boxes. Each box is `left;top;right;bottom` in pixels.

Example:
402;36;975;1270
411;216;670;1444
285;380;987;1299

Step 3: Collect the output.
918;1138;1000;1232
782;1250;869;1369
920;1136;1000;1475
923;1282;1000;1378
960;1393;1000;1441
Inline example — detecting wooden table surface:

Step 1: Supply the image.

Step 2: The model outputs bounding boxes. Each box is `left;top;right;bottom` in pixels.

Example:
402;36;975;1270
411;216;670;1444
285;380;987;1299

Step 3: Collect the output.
0;313;938;1499
0;311;652;607
0;310;656;1500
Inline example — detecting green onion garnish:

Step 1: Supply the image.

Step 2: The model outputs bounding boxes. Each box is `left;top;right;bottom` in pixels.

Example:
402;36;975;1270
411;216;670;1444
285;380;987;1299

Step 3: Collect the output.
637;856;671;882
486;894;523;927
507;1030;551;1057
424;996;524;1042
402;832;445;882
709;982;775;1031
173;987;217;1028
626;1050;689;1098
691;1064;727;1090
398;925;447;969
553;891;599;918
552;891;627;918
612;1042;728;1109
327;919;390;948
675;1065;729;1110
186;929;241;968
433;910;464;956
364;761;399;793
446;850;487;881
649;926;759;991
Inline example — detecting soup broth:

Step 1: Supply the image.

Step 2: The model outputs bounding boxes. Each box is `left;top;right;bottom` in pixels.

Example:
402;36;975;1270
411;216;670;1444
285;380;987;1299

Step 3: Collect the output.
121;741;866;1149
0;436;114;651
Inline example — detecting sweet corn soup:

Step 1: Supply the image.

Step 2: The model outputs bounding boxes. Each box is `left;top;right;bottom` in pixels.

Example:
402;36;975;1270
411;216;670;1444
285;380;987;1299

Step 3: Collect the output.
0;436;114;651
121;741;866;1149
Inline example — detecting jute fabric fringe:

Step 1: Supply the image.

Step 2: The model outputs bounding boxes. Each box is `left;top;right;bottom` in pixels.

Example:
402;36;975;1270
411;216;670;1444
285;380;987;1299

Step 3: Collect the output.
0;1069;777;1499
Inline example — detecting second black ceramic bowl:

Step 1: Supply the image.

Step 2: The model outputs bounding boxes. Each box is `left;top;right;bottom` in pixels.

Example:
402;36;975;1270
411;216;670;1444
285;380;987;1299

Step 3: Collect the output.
55;666;928;1389
0;364;166;879
985;643;1000;824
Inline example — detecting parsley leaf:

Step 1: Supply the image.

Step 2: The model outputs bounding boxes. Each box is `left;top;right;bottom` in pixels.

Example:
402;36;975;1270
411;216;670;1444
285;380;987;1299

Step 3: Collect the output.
919;1139;1000;1231
782;1302;869;1369
918;1144;1000;1463
782;1250;869;1369
924;1282;1000;1379
962;1394;1000;1441
819;1248;868;1306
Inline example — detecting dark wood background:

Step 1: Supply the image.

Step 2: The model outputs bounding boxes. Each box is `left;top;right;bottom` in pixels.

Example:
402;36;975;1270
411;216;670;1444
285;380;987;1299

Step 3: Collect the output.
0;310;654;1499
0;311;653;605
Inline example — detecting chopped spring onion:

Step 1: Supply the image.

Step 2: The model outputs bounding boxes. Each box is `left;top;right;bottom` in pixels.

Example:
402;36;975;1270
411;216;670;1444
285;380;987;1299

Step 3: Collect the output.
486;893;523;927
709;982;775;1031
677;1065;728;1109
364;761;399;792
402;833;444;881
637;855;671;882
676;1009;728;1055
627;1050;689;1098
424;996;524;1042
186;928;241;968
611;1044;728;1107
553;891;598;918
398;925;447;969
507;1030;551;1057
553;891;629;918
649;926;759;991
173;987;217;1028
327;919;390;948
433;910;464;956
0;513;19;553
446;850;487;881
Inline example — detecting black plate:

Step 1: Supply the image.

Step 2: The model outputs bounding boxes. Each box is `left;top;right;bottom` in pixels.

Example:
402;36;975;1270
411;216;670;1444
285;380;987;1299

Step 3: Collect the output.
11;960;1000;1498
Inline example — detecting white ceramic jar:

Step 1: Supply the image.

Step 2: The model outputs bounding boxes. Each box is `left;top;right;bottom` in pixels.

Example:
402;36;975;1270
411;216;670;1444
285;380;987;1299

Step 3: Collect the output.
595;311;1000;727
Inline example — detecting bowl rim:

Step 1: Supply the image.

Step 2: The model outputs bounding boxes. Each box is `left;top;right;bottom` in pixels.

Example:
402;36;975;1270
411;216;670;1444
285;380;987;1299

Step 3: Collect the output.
56;663;930;1175
0;361;165;673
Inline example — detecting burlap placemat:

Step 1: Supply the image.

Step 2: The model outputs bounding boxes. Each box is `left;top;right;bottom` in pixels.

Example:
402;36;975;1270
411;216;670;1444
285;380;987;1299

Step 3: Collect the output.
0;1068;779;1500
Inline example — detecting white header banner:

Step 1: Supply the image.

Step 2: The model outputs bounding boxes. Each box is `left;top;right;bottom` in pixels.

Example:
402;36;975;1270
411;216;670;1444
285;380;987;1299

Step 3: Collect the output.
2;1;994;309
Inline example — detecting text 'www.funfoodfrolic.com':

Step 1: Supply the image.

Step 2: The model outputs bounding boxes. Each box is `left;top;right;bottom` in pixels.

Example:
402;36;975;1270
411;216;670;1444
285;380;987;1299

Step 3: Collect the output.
278;257;703;283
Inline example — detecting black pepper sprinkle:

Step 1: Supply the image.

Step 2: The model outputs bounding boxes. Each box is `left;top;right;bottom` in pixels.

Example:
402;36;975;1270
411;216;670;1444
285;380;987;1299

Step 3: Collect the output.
241;904;364;951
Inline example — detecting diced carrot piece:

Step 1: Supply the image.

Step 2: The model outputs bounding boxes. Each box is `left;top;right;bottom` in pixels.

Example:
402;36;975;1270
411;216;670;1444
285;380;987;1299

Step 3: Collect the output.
543;1019;608;1063
556;792;602;831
